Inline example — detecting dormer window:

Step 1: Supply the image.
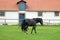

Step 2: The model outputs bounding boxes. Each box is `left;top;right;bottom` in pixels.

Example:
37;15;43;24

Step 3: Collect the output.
17;0;26;11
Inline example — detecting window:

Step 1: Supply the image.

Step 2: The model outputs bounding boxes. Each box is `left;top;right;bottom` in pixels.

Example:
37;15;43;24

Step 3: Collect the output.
38;11;42;16
19;2;26;11
54;11;59;16
0;12;5;16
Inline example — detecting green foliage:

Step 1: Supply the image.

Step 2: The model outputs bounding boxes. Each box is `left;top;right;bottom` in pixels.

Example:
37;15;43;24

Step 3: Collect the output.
0;25;60;40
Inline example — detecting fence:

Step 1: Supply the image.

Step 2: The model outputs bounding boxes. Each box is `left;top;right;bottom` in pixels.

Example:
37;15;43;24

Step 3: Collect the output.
0;19;19;25
0;19;60;25
43;19;60;25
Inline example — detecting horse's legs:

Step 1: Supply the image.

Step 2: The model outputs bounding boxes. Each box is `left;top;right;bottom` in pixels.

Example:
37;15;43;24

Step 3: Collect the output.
23;26;28;34
34;26;36;33
25;26;28;31
31;26;36;34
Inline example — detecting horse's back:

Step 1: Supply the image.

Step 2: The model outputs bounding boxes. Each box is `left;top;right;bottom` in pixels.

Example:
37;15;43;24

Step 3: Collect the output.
33;18;42;21
23;19;36;26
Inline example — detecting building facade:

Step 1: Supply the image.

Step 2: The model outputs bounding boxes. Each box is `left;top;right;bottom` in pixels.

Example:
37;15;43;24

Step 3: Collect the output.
0;0;60;25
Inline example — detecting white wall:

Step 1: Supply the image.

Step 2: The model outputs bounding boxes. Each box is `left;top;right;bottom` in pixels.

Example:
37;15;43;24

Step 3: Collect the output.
25;11;38;19
43;12;60;19
43;12;54;19
0;11;60;25
43;12;60;24
5;12;18;19
54;12;60;19
5;11;19;25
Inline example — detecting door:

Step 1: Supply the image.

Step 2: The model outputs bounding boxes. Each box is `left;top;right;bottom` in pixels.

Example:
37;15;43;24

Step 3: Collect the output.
19;13;25;24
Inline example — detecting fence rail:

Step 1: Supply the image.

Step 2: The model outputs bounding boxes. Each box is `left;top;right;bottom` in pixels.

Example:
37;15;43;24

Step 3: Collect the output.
0;19;19;25
43;19;60;25
0;19;60;25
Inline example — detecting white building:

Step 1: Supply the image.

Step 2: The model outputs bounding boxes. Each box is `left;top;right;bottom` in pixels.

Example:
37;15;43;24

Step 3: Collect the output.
0;0;60;25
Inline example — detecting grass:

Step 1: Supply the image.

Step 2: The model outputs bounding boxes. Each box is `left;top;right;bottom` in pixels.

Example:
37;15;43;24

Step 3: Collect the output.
0;25;60;40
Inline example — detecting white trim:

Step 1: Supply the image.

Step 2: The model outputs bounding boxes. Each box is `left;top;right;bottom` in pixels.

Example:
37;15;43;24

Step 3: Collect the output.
18;11;26;13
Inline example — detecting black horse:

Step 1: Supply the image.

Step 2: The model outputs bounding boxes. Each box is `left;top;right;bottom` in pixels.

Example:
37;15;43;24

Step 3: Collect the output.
21;19;36;34
33;18;43;26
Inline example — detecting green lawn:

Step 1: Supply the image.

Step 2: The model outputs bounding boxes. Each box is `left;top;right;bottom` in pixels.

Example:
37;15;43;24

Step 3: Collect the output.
0;25;60;40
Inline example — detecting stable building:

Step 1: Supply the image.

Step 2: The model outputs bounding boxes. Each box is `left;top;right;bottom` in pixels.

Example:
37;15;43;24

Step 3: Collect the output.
0;0;60;25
